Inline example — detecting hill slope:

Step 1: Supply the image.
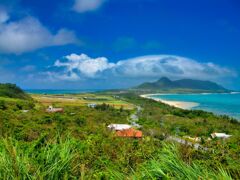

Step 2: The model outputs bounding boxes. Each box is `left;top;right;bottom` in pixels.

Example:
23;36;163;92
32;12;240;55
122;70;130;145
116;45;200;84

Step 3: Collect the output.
0;83;31;100
134;77;229;92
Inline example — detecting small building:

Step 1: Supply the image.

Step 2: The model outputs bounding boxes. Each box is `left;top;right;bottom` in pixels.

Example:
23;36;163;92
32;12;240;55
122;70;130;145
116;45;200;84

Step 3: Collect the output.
46;106;64;113
87;103;97;108
21;110;29;113
211;133;232;139
116;128;142;138
107;124;132;131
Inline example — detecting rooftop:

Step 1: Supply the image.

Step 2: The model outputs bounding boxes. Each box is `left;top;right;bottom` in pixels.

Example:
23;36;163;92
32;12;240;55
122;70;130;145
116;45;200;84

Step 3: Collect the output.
107;124;132;131
211;133;232;138
116;128;142;138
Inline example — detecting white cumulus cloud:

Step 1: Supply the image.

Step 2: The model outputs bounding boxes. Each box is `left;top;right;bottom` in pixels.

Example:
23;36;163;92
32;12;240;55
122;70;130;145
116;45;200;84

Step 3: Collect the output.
0;15;77;54
46;53;236;85
73;0;106;13
53;53;115;79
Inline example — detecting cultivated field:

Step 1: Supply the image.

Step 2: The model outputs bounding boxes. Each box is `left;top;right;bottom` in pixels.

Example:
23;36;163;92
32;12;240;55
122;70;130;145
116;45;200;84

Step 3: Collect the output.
31;93;135;109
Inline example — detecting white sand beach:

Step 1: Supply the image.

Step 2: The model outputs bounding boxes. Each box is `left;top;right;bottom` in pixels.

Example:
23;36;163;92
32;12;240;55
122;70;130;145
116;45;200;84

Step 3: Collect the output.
140;94;199;110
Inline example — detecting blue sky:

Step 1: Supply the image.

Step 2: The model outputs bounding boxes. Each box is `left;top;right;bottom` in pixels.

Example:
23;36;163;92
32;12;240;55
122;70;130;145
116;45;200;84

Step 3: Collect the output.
0;0;239;89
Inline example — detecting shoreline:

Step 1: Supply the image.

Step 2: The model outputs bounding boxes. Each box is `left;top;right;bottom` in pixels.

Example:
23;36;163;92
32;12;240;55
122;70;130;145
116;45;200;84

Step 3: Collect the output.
140;94;199;110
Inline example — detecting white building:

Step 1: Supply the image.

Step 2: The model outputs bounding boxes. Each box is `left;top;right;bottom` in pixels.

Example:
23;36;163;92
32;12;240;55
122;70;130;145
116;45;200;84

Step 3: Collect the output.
107;124;132;131
211;133;232;139
46;105;63;113
21;110;29;113
87;103;97;108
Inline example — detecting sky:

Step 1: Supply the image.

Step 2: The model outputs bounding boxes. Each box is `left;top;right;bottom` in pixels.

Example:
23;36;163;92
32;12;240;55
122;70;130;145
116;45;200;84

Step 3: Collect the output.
0;0;240;90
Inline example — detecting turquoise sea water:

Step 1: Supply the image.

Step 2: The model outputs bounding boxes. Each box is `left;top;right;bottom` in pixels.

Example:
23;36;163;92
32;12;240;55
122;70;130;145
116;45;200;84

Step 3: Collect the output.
25;89;102;94
150;93;240;120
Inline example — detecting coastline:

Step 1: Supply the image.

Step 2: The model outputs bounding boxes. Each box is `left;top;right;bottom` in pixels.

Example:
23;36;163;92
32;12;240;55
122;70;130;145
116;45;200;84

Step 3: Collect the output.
140;94;199;110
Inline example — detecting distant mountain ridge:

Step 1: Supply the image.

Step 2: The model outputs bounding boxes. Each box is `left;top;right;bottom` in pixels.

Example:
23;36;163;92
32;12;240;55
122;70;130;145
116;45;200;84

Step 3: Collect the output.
133;77;229;92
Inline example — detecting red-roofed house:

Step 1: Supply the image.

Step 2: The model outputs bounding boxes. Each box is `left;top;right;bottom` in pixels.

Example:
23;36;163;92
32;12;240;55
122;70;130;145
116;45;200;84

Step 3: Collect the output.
116;128;142;138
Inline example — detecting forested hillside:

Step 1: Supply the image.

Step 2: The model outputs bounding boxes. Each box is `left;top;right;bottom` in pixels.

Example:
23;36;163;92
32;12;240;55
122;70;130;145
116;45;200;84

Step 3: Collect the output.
134;77;229;92
0;83;31;100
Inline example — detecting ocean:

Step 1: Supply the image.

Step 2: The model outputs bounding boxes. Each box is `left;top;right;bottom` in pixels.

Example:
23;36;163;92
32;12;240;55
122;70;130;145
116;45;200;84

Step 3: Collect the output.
149;93;240;120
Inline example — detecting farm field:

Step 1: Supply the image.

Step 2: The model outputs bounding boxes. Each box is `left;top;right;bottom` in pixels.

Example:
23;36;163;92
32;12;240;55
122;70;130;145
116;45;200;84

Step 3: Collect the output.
31;93;135;110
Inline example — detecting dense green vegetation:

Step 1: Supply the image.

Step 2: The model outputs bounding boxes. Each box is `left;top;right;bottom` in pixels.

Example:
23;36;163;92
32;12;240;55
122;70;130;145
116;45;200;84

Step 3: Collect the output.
118;93;240;177
0;91;239;179
0;83;31;100
133;77;229;93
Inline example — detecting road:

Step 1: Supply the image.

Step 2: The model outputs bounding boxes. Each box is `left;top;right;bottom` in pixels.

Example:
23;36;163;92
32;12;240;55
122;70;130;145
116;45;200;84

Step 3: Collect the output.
167;136;208;151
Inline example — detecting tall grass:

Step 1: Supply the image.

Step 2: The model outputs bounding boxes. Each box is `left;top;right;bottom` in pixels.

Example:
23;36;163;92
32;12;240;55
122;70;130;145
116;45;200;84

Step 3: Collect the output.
110;143;232;180
0;137;232;179
0;136;78;179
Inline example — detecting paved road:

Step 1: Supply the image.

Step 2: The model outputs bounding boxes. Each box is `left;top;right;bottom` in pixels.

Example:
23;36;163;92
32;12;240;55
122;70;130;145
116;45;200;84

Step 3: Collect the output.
129;106;142;127
167;136;208;151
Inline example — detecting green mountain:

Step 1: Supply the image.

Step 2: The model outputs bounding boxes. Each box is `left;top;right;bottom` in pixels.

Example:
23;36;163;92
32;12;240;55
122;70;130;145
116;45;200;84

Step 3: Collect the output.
134;77;229;92
0;83;31;100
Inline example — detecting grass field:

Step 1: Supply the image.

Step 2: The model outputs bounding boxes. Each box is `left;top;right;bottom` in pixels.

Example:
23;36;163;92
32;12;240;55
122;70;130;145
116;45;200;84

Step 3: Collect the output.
31;93;135;109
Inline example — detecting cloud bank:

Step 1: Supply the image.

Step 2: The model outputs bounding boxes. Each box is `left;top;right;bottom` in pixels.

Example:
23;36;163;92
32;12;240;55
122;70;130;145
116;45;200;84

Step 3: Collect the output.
73;0;106;13
46;53;236;84
0;14;77;54
114;55;236;80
